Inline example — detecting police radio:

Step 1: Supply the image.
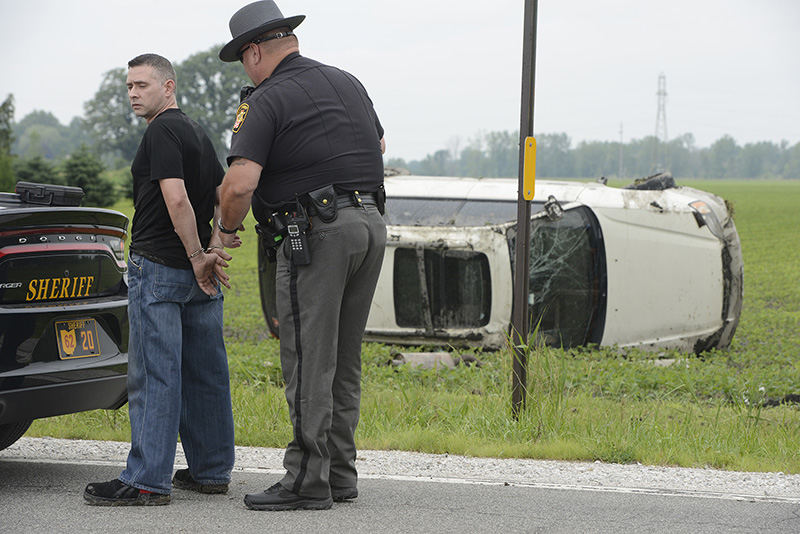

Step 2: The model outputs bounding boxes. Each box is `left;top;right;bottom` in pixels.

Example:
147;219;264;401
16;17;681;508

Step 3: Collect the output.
286;209;311;266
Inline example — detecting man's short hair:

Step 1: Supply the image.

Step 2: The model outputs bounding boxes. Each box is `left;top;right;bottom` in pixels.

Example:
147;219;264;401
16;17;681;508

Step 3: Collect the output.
128;53;177;85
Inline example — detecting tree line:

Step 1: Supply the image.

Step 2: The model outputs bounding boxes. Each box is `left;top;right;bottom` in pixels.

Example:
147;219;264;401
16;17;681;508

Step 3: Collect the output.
389;132;800;180
2;44;798;208
0;94;117;206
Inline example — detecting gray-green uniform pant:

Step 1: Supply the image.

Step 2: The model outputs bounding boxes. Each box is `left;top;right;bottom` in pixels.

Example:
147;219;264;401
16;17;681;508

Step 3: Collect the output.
276;203;386;499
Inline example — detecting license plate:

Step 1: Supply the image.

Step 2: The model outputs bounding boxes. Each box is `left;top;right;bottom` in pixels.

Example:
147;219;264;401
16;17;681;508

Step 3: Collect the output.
55;318;101;359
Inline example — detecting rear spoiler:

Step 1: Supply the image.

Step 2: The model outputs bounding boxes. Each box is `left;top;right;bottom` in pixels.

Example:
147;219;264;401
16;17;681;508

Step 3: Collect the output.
15;182;85;207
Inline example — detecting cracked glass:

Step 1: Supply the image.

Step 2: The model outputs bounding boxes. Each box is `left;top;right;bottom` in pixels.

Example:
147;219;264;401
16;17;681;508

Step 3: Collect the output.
519;206;605;348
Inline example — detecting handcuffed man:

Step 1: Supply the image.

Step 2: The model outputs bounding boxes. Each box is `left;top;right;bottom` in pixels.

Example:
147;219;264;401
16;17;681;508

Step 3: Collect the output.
84;53;237;506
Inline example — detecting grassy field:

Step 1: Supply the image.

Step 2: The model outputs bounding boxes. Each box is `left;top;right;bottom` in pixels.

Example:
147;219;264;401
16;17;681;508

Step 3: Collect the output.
29;179;800;473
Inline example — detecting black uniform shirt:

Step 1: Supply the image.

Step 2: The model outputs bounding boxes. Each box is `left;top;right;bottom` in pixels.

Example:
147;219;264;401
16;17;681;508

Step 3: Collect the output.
130;108;224;269
228;53;384;221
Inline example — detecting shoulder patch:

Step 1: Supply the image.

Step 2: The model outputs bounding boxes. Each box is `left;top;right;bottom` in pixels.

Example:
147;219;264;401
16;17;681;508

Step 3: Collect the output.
232;103;249;133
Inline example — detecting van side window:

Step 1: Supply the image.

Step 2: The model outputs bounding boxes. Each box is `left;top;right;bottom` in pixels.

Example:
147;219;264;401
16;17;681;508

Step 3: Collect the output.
385;198;523;226
393;248;491;330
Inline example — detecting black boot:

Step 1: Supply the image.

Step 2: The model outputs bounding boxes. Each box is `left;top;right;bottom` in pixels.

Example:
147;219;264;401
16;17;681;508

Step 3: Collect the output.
244;483;332;511
84;479;170;506
331;485;358;502
172;468;229;494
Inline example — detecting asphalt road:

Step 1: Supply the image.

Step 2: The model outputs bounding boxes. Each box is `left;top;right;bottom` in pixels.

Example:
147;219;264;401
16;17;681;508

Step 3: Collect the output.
1;440;799;533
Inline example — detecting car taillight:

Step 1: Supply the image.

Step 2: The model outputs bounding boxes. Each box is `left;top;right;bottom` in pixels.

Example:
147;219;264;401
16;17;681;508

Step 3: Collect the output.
689;200;724;239
108;236;126;266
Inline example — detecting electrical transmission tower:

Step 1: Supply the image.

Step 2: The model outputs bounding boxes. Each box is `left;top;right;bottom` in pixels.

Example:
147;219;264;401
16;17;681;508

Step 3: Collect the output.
652;72;668;172
618;123;624;179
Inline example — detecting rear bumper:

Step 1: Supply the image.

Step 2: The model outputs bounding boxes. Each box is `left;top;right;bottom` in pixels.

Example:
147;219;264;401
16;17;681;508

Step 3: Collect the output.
0;371;127;424
0;296;128;374
0;295;129;424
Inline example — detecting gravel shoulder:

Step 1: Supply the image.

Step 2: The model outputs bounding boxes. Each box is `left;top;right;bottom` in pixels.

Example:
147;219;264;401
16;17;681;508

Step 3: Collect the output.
4;437;799;503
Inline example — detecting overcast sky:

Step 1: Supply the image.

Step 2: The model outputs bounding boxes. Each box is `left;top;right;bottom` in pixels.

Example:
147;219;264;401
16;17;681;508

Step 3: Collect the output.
1;0;798;160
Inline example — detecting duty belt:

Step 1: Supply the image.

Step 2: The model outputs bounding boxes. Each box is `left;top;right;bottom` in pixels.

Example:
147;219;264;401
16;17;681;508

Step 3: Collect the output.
308;191;378;214
271;191;377;217
256;189;379;264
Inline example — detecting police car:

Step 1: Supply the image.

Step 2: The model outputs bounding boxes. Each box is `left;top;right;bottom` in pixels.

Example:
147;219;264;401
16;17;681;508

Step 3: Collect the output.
258;173;742;354
0;183;129;451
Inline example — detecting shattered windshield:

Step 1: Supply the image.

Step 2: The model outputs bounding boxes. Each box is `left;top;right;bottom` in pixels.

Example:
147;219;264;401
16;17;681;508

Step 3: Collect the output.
508;206;606;348
530;207;606;348
385;198;543;226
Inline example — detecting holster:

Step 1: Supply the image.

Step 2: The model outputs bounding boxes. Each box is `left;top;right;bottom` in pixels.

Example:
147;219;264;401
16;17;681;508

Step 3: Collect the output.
255;217;286;263
376;184;386;215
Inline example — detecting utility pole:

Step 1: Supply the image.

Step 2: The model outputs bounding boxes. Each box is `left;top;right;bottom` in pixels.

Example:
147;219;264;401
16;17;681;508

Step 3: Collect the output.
511;0;538;418
652;72;668;172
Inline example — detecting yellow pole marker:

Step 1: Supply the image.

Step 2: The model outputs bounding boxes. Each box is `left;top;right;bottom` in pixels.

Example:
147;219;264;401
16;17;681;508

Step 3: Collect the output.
523;136;536;200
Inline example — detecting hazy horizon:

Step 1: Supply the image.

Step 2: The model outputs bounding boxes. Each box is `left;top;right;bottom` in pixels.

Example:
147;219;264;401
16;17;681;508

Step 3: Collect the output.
2;0;798;161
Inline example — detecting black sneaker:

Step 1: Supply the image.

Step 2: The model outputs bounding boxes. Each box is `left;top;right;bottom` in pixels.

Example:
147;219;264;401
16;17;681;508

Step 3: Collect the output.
84;479;171;506
172;468;229;494
331;486;358;502
244;483;333;511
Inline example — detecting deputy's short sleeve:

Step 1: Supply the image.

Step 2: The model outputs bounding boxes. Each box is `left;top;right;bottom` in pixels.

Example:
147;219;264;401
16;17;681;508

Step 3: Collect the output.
227;99;275;167
145;120;184;182
375;115;384;140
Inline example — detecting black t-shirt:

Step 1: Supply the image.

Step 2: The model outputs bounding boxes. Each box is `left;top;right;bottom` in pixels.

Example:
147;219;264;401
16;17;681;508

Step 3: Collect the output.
228;53;384;222
130;108;224;269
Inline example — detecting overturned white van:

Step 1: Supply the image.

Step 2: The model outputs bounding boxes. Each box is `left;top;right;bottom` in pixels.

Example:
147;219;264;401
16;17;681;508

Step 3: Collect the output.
258;174;743;353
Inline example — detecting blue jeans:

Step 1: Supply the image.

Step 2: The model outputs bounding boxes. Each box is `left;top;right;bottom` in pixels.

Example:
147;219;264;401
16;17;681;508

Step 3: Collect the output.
119;252;235;494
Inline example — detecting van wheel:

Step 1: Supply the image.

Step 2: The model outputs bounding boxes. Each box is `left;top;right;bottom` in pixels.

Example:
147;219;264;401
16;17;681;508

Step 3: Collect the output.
0;420;33;451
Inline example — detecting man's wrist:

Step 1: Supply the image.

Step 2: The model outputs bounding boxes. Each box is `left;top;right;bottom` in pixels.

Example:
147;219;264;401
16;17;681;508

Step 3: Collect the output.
188;247;205;260
218;218;238;234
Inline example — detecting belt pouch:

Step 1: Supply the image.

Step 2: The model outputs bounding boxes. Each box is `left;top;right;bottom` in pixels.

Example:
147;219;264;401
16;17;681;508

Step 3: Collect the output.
307;184;338;223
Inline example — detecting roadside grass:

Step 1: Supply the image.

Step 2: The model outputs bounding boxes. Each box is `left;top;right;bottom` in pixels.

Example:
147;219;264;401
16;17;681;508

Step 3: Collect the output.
28;180;800;473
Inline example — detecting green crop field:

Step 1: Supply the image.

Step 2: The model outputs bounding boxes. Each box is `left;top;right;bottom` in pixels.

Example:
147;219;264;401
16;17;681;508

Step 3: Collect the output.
29;179;800;473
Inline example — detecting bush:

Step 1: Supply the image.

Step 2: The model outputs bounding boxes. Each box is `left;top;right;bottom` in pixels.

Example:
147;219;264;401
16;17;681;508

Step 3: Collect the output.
13;155;63;185
103;167;133;200
62;145;118;207
0;154;13;193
